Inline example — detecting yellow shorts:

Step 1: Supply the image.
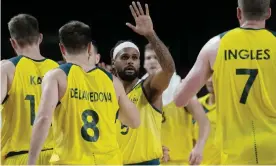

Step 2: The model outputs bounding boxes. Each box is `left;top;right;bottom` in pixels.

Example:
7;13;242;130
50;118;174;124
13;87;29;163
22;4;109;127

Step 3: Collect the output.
3;149;53;165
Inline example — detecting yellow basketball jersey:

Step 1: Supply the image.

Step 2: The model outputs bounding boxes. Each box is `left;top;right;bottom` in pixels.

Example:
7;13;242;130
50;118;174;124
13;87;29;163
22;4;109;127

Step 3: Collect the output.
1;55;58;157
50;64;121;165
193;94;220;165
116;80;163;164
213;28;276;164
161;102;193;165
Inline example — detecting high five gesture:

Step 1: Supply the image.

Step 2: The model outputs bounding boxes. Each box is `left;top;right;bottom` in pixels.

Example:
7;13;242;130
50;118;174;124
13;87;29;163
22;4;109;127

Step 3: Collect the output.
126;2;154;37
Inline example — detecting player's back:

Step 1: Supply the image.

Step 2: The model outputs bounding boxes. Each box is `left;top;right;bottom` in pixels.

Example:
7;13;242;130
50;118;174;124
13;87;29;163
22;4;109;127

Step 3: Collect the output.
161;102;193;165
50;63;121;165
1;55;58;158
213;28;276;164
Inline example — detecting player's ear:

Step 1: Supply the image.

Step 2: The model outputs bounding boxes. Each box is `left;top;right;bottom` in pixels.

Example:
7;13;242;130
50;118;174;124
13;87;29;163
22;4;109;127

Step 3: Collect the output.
266;8;271;20
38;33;43;45
237;7;242;20
111;58;115;67
59;43;66;56
87;42;92;55
10;38;18;50
96;54;101;64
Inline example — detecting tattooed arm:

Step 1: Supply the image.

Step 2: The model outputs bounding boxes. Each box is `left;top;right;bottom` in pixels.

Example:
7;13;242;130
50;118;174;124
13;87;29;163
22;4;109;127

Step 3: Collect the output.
145;32;175;95
126;2;175;99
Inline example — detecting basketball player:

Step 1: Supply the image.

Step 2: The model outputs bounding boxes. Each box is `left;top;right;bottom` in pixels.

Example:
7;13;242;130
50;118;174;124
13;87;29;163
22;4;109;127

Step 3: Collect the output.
174;0;276;164
1;14;58;165
142;43;209;165
27;20;140;165
112;2;176;165
193;77;220;165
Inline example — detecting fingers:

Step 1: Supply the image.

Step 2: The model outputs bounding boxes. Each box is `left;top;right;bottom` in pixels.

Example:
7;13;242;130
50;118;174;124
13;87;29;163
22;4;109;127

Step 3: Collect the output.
132;1;141;16
126;23;136;31
189;153;202;165
129;1;148;17
129;5;138;18
195;155;202;165
189;153;196;165
137;2;144;15
145;4;149;15
162;146;170;151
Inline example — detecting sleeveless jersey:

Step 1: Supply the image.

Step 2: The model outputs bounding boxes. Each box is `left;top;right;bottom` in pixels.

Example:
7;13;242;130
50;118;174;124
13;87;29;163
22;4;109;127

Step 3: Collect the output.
213;28;276;164
50;64;121;165
1;55;58;157
161;102;193;165
116;80;163;164
193;94;220;165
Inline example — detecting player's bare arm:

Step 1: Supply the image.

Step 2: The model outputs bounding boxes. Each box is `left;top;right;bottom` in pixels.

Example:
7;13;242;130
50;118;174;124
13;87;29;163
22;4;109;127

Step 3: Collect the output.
174;36;220;107
186;96;210;165
126;2;175;105
0;61;15;104
28;69;66;165
113;76;140;128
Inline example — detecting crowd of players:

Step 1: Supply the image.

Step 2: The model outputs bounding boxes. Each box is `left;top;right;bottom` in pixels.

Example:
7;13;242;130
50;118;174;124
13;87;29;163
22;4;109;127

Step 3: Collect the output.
1;0;276;165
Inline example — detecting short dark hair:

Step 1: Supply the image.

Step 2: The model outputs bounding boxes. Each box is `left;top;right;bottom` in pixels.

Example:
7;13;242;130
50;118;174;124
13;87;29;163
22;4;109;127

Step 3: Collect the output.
8;14;40;47
238;0;270;20
59;21;91;54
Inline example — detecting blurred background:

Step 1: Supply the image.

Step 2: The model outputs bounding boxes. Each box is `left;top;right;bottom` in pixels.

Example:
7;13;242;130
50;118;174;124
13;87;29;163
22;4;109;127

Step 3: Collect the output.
2;0;276;96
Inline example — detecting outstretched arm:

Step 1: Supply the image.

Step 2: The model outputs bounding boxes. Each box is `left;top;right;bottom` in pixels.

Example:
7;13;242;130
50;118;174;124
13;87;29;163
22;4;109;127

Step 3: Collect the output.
28;69;62;164
126;2;175;96
174;36;220;107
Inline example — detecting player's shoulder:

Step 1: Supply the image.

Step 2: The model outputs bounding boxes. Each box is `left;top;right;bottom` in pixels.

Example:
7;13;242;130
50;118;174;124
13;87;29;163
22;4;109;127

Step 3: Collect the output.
217;27;242;39
267;29;276;37
44;58;59;66
58;63;74;76
0;57;19;73
96;66;113;81
1;55;24;69
44;65;68;82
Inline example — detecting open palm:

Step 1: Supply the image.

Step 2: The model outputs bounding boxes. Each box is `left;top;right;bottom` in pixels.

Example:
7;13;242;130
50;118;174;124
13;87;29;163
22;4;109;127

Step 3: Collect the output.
126;2;154;37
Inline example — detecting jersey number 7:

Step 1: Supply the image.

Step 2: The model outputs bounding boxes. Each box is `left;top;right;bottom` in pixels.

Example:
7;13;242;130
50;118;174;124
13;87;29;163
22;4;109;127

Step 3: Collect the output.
236;69;258;104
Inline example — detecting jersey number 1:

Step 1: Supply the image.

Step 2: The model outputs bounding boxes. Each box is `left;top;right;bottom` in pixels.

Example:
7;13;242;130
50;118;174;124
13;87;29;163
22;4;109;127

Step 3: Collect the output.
25;95;35;125
236;69;258;104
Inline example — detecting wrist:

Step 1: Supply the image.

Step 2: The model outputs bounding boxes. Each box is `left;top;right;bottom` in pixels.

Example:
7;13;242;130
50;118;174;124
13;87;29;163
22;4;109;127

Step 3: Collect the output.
194;141;205;151
145;30;156;40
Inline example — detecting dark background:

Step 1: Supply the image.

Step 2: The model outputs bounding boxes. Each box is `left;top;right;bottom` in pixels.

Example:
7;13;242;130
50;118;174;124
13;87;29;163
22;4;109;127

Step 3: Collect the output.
2;0;276;95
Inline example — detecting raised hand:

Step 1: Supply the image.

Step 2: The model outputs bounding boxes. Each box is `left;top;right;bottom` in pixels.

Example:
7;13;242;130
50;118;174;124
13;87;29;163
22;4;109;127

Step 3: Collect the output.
126;1;154;37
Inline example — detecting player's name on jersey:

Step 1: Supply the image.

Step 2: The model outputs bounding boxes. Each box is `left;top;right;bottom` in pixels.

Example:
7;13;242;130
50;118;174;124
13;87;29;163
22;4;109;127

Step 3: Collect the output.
30;75;43;85
70;88;112;102
224;49;271;60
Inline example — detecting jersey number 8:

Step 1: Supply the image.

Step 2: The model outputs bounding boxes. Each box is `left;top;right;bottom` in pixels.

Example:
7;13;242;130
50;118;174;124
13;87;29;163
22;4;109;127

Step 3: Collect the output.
81;109;100;142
